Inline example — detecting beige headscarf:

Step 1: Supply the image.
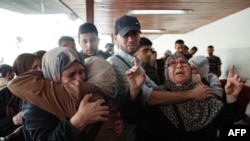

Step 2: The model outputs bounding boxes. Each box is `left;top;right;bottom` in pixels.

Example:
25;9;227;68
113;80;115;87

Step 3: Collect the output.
84;56;117;99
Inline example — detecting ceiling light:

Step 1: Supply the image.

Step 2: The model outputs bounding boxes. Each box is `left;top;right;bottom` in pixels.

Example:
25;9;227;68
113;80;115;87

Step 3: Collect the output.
126;9;192;15
141;29;164;33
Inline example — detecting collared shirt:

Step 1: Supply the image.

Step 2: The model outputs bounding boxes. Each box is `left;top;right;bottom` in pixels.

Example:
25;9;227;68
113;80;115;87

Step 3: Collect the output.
107;49;158;106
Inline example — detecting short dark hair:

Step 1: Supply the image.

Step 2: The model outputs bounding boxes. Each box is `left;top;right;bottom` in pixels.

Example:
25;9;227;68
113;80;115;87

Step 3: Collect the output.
191;46;198;51
58;36;75;46
78;23;98;38
34;50;47;59
175;39;184;44
139;37;152;48
208;45;214;49
0;64;12;77
105;43;114;48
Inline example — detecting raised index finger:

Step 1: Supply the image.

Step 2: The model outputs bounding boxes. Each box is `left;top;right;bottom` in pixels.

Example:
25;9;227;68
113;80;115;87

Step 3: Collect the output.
133;57;140;68
227;65;235;79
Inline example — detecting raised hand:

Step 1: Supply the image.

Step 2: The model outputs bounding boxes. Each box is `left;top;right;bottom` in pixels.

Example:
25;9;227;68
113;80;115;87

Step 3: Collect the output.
225;65;244;103
126;57;145;100
70;94;109;132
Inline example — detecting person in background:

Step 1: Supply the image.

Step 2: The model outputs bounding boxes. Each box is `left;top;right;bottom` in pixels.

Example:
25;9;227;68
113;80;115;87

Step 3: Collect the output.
107;15;213;141
156;49;172;84
183;45;192;60
174;39;185;54
0;53;41;138
78;23;107;59
103;43;115;59
207;45;222;77
189;46;198;56
0;64;14;90
58;36;76;49
134;37;161;85
150;49;157;70
174;39;192;60
33;50;47;59
189;55;223;99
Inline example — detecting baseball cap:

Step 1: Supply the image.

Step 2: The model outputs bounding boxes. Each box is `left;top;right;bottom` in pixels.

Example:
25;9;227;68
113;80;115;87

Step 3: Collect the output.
115;15;141;36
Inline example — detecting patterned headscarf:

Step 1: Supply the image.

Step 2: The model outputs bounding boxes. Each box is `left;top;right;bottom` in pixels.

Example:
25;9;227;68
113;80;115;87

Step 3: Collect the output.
42;47;83;83
84;56;116;99
160;53;223;131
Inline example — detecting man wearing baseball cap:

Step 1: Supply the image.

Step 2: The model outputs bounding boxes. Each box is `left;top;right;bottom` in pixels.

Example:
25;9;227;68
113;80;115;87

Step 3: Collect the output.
107;15;212;141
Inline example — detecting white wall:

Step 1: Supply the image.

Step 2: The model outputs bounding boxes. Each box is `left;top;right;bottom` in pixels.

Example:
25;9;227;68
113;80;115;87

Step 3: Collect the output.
153;8;250;85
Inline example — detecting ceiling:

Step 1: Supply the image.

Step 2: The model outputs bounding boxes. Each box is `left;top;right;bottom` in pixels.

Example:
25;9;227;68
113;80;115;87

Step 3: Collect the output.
1;0;250;39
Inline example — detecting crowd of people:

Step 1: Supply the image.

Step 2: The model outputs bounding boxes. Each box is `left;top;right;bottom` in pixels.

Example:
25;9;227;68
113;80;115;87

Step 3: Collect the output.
0;15;248;141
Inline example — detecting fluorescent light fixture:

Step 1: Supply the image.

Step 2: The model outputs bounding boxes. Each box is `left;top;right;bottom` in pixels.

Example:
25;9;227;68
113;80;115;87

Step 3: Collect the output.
141;29;164;33
127;9;192;15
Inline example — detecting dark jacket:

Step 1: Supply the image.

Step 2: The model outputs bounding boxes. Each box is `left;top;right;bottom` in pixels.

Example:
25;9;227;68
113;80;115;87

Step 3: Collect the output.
0;88;20;136
121;93;240;141
22;101;86;141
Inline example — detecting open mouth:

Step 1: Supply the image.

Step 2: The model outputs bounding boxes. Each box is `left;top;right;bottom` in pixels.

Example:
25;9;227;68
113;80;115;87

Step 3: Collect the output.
175;70;184;76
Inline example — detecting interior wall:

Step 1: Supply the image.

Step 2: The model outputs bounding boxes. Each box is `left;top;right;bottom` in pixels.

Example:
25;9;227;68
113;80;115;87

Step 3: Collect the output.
153;7;250;85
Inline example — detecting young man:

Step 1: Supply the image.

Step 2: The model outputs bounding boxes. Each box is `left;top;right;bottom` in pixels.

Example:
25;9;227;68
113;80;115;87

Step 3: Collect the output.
58;36;76;49
189;46;198;56
107;15;213;141
174;39;185;54
207;45;222;77
78;23;106;59
134;37;161;85
174;39;192;60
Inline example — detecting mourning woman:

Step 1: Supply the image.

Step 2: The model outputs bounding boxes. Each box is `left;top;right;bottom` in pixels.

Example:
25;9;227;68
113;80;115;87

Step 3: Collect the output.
134;53;243;141
8;47;144;140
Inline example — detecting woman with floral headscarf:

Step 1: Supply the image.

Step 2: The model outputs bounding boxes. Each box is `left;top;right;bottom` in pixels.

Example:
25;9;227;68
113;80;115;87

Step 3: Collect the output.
134;53;243;141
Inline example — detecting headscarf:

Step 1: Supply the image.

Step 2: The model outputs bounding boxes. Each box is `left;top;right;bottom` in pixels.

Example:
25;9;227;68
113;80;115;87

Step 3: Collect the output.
13;53;39;76
160;53;223;131
42;47;83;83
189;55;209;78
84;56;116;99
189;55;223;98
7;53;39;116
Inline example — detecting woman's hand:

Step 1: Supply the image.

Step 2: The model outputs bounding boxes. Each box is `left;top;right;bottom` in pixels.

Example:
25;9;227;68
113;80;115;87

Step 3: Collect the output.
225;65;244;103
126;57;145;100
13;112;22;126
70;94;109;132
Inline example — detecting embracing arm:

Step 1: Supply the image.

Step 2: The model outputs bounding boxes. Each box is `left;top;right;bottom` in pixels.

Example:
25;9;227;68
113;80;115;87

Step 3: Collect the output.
147;84;213;105
7;71;104;120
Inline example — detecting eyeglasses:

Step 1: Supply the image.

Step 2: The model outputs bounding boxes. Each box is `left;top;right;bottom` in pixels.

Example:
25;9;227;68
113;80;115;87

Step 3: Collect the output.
168;61;189;67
